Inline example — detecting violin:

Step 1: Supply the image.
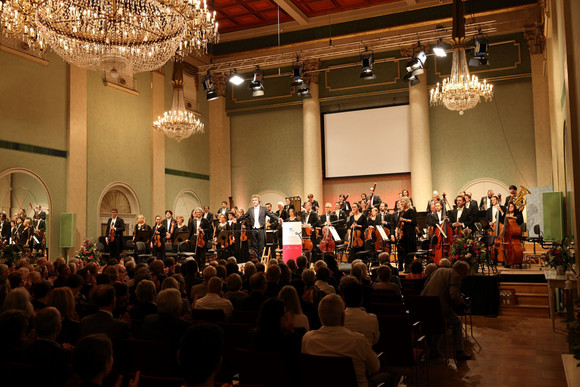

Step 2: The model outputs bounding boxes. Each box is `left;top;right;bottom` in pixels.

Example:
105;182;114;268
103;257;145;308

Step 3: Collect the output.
154;227;162;248
109;223;115;242
240;224;248;242
319;226;335;252
197;229;205;247
303;225;314;252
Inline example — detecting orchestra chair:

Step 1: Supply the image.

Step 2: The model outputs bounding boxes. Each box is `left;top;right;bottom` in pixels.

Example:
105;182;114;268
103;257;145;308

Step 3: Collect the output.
134;241;153;263
125;239;136;257
405;295;454;365
525;224;544;265
299;353;357;387
234;348;291;387
96;242;111;261
129;373;183;387
127;339;178;377
335;242;349;262
177;242;196;261
214;322;254;382
164;242;179;259
191;308;226;323
373;314;429;387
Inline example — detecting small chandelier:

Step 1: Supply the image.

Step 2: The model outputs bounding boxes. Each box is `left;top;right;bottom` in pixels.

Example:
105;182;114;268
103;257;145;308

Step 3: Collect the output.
0;0;218;77
430;47;493;115
153;57;204;142
429;0;493;115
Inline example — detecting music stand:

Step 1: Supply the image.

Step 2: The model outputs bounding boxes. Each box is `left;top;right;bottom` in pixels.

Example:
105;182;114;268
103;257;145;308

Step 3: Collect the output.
173;232;190;246
217;230;230;246
135;230;150;244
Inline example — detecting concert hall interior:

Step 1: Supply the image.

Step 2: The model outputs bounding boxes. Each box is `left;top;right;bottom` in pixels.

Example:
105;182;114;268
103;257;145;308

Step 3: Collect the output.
0;0;579;386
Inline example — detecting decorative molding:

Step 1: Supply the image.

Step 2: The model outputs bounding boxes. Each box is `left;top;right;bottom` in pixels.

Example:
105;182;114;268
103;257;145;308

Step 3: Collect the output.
0;140;67;158
103;73;139;95
212;73;228;97
0;36;47;65
303;59;322;83
165;168;210;181
524;24;546;55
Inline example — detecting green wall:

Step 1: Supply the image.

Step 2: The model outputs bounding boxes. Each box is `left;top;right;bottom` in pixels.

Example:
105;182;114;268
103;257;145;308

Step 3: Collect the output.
230;106;303;203
86;70;153;237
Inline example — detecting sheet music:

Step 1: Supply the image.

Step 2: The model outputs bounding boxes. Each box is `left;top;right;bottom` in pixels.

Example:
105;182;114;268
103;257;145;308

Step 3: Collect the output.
376;225;388;240
328;226;340;241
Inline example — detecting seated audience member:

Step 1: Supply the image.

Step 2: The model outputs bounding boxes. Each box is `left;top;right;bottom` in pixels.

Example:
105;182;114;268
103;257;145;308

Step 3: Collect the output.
340;277;379;346
421;260;471;361
142;288;191;352
296;255;308;275
439;258;451;268
47;286;80;345
278;285;310;331
301;294;383;387
372;265;401;295
406;260;426;279
178;323;225;387
239;273;267;311
72;334;139;387
3;287;34;317
31;280;52;311
194;277;233;319
190;266;217;301
79;284;131;344
161;277;191;316
0;310;30;371
129;279;157;320
314;267;336;295
183;259;202;296
265;265;281;298
301;269;324;305
241;262;256;292
19;307;71;385
224;273;248;310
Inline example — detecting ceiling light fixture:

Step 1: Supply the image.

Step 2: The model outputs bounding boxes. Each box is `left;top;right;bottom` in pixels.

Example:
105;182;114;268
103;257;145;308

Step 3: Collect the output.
228;69;244;86
249;66;264;97
403;42;426;86
433;38;447;57
469;29;490;66
291;57;305;86
153;57;204;142
203;73;219;101
360;46;376;80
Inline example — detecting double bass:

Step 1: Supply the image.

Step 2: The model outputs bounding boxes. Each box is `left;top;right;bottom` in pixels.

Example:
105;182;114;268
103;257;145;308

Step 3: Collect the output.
504;216;523;267
430;196;453;265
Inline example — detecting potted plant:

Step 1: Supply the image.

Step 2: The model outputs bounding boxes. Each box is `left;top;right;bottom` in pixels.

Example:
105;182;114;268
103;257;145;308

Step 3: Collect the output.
449;229;486;274
544;239;575;275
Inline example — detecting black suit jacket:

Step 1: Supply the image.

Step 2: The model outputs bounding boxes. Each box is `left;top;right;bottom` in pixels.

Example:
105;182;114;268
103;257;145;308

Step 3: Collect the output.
317;213;338;227
367;195;382;208
480;196;493;210
216;207;230;217
486;205;506;224
203;212;214;222
301;211;319;226
188;217;212;241
105;217;125;238
449;207;474;229
237;206;279;228
0;220;11;240
79;310;131;342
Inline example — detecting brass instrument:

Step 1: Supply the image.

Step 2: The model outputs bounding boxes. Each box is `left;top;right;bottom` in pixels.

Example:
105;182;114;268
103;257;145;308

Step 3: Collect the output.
512;185;531;211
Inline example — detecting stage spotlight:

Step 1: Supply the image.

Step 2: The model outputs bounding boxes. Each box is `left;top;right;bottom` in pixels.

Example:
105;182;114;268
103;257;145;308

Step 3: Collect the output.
297;82;311;99
291;58;304;86
469;29;490;67
249;66;264;97
404;44;426;86
433;38;447;57
202;73;219;101
228;69;244;86
360;47;376;80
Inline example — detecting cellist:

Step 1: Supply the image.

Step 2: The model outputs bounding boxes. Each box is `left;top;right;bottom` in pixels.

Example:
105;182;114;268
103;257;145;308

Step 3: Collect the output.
485;195;505;231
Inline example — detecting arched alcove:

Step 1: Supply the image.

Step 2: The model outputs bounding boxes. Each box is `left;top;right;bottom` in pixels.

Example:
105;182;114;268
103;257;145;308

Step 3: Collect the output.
0;168;53;252
97;182;141;237
173;189;202;221
458;178;510;205
254;189;287;210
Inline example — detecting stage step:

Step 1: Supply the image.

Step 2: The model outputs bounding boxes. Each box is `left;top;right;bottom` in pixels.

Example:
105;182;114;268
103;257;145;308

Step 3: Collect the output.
499;282;549;318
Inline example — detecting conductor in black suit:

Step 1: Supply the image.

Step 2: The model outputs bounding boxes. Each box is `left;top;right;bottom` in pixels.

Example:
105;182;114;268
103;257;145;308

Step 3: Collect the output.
235;195;280;259
449;196;475;231
105;208;125;259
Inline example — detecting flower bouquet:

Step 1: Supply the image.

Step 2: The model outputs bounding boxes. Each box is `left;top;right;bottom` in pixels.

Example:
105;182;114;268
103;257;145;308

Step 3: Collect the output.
544;239;575;274
76;238;102;264
449;229;486;273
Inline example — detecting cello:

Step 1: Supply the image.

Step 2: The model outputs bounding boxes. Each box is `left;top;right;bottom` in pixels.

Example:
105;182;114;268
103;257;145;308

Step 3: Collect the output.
319;226;335;253
430;199;453;266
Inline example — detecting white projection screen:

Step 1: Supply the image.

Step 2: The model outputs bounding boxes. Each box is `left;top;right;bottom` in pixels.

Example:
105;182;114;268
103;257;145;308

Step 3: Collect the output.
323;105;410;178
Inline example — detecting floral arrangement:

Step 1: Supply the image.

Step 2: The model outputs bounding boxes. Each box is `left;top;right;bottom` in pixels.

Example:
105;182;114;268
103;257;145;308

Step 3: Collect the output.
449;229;486;270
76;238;102;264
0;242;35;265
544;239;575;273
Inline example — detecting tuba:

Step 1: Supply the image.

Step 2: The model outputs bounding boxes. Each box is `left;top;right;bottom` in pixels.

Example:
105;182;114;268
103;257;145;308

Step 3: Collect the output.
512;186;531;211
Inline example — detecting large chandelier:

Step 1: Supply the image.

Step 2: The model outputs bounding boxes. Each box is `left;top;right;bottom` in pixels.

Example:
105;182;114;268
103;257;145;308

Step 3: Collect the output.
0;0;218;76
429;47;493;115
153;57;204;142
429;0;493;115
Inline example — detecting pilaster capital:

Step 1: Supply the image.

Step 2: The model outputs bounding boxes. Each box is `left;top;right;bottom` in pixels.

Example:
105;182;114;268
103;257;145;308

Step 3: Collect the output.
524;24;546;55
303;59;322;84
212;73;228;97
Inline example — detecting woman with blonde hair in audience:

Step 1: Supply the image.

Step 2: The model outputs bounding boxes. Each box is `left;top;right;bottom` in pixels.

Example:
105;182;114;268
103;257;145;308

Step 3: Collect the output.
278;285;310;331
2;287;34;317
47;286;80;344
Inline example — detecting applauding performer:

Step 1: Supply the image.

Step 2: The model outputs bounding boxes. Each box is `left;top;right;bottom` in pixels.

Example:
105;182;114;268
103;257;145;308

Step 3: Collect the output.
235;195;280;259
105;208;125;259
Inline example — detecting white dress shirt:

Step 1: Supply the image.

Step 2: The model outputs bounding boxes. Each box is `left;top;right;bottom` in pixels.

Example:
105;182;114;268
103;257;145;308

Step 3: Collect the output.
344;307;380;346
302;325;380;387
253;206;261;229
194;293;233;318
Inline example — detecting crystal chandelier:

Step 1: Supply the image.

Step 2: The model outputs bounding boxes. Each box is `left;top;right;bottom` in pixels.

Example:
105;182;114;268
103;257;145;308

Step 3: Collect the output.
429;47;493;115
0;0;218;77
429;0;493;115
153;58;204;142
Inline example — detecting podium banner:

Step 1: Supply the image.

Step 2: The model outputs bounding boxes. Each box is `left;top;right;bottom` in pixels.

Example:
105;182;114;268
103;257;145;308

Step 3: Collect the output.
282;222;302;263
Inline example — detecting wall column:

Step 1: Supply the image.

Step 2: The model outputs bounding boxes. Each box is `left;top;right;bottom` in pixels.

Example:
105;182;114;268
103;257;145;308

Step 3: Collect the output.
67;65;88;254
151;70;166;217
409;72;432;207
526;25;553;187
209;74;232;210
302;60;323;203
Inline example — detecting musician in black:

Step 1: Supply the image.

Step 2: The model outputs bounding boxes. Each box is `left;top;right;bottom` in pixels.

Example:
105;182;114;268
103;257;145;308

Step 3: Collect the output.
187;208;212;268
32;213;46;252
339;194;352;213
1;213;12;242
317;203;338;227
485;196;505;230
164;210;177;243
235;195;280;259
151;216;167;260
275;202;288;221
449;195;475;231
105;208;125;259
306;194;320;212
347;202;368;262
397;197;417;272
216;201;230;218
505;185;518;207
367;186;382;209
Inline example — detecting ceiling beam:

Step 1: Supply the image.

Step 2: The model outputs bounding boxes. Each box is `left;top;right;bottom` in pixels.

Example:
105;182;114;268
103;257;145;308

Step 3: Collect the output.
274;0;309;25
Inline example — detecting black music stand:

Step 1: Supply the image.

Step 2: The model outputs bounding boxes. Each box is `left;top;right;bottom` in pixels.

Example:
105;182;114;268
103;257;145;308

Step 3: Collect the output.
135;230;151;244
173;232;190;246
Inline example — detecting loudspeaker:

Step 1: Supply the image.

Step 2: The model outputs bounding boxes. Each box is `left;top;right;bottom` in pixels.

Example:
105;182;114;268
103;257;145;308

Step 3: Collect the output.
60;213;76;248
542;192;564;241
